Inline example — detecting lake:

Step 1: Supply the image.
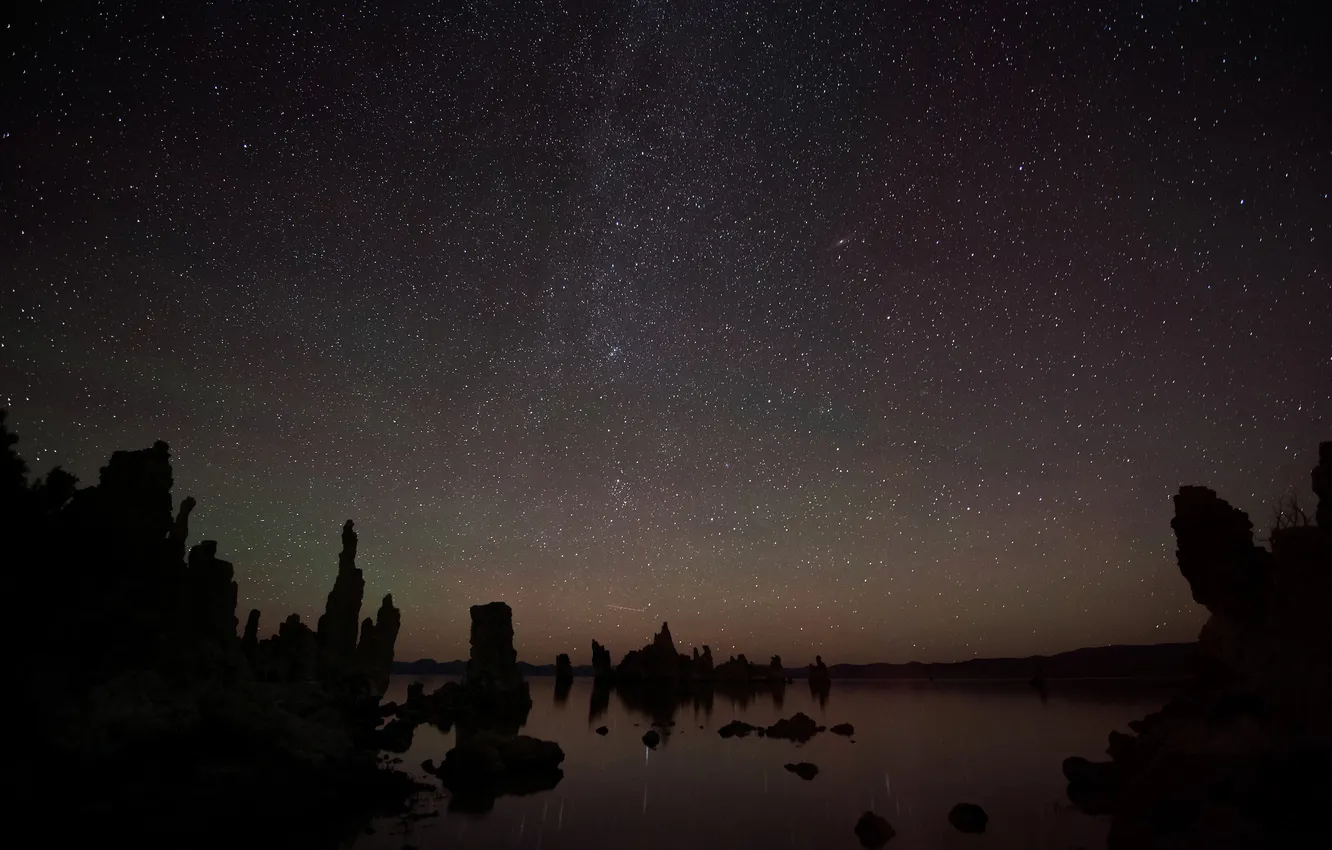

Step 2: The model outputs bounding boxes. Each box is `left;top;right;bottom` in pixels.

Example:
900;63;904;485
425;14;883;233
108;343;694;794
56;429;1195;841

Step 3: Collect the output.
357;676;1177;850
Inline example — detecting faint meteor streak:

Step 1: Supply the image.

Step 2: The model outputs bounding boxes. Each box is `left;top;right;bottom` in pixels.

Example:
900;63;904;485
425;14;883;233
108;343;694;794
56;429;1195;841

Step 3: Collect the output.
607;604;648;612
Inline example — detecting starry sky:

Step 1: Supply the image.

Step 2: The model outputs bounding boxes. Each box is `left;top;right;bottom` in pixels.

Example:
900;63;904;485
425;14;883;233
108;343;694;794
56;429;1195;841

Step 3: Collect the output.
2;1;1329;665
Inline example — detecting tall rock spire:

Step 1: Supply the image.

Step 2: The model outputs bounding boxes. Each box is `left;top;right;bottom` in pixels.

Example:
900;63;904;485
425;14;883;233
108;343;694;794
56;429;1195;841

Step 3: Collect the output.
316;519;365;683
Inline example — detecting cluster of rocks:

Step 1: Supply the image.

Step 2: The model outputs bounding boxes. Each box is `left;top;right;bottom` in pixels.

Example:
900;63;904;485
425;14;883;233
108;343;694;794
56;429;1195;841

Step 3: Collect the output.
3;415;417;843
717;712;849;744
240;520;401;700
851;803;987;847
592;622;801;687
1063;442;1331;849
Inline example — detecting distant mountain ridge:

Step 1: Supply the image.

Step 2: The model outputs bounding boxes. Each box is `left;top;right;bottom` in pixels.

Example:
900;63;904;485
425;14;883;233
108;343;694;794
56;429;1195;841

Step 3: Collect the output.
392;642;1197;680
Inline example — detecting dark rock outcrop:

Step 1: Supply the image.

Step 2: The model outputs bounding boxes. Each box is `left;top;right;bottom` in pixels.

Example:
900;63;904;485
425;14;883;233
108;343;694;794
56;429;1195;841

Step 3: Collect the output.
595;725;609;736
1;411;419;845
854;811;895;847
642;729;661;748
948;803;988;833
1063;442;1332;849
831;722;855;736
784;761;818;780
555;652;573;682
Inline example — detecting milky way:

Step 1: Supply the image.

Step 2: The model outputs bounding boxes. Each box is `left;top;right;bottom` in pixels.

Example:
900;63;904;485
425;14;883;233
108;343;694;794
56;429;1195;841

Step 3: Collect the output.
2;2;1328;663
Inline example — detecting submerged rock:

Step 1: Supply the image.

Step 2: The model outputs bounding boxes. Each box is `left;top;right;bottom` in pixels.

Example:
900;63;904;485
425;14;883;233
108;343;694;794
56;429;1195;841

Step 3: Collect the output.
854;811;895;847
426;732;564;811
784;761;819;780
765;712;824;742
595;725;609;736
831;723;854;736
642;730;661;748
948;802;988;833
718;720;761;738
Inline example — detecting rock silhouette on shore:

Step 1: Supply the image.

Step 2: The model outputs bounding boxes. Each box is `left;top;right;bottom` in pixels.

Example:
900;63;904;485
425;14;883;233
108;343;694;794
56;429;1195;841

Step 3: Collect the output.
1063;442;1331;850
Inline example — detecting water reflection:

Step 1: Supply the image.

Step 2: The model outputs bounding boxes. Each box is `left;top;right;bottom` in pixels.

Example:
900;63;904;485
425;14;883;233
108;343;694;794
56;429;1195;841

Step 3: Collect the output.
368;676;1182;850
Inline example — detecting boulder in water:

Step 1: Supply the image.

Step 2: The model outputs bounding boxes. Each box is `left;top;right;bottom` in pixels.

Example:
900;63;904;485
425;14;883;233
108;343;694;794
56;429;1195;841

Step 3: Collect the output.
765;712;824;742
718;720;761;738
948;802;988;833
854;811;895;847
784;761;818;780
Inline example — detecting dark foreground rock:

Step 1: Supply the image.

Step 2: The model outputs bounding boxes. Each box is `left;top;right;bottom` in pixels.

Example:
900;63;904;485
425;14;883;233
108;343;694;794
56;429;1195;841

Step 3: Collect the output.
831;722;855;736
2;416;417;847
784;761;819;780
854;811;896;847
642;729;661;748
948;802;988;833
765;712;825;742
1062;443;1332;850
595;725;609;735
425;732;564;812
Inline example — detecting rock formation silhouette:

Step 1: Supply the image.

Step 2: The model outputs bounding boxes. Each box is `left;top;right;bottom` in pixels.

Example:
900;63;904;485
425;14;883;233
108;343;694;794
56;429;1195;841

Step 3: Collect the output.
1314;443;1330;529
1;411;415;844
554;651;574;703
1063;441;1331;850
809;655;831;686
809;655;832;706
354;594;401;693
592;638;614;682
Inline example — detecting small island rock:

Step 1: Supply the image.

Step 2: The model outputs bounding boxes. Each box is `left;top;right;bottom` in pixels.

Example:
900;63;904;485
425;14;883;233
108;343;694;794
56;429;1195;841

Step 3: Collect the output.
718;720;761;738
948;802;988;833
784;761;819;780
854;811;896;847
765;712;823;742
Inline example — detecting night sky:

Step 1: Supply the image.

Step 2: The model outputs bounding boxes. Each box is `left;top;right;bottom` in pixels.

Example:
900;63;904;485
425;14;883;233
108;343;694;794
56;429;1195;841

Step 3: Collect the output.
2;1;1328;665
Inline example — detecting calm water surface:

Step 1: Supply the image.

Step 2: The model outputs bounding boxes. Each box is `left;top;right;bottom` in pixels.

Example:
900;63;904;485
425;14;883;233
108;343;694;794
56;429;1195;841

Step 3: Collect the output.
358;676;1174;850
